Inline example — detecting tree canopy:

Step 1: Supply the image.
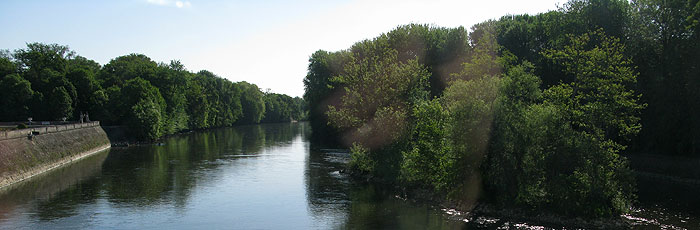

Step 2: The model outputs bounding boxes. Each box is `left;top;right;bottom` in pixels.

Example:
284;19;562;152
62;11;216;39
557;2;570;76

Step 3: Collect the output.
0;44;303;140
302;0;697;217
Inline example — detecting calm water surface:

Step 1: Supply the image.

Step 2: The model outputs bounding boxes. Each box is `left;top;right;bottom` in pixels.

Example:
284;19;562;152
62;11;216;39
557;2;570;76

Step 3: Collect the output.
0;123;697;229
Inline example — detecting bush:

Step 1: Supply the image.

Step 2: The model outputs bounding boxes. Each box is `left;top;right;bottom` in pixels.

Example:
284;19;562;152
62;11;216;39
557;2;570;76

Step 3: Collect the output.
441;76;501;197
16;123;27;130
129;99;163;141
349;143;374;174
485;99;635;217
400;99;450;190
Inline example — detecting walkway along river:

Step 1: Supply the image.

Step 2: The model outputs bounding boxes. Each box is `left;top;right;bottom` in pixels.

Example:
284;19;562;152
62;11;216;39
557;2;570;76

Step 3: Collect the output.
0;122;697;229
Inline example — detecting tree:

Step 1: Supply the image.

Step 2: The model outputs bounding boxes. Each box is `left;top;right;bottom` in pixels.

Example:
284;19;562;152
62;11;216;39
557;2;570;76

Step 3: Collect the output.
0;56;16;78
66;65;102;117
326;47;430;178
153;61;190;134
47;86;73;120
98;54;157;87
629;0;700;155
237;81;265;124
130;99;163;141
0;74;34;120
400;99;450;191
185;79;209;129
543;30;644;150
118;78;167;139
13;43;73;76
303;50;350;141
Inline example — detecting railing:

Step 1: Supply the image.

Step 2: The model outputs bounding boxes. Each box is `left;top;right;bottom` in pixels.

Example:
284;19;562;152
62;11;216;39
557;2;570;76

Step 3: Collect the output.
0;121;100;141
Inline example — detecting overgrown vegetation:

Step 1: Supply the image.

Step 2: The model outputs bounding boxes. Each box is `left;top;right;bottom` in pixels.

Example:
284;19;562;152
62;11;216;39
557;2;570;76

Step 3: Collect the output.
303;0;698;217
0;46;306;140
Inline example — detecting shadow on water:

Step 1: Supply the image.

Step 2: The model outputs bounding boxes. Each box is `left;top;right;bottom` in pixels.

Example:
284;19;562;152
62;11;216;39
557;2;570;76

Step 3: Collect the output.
0;150;109;222
1;122;698;229
627;174;700;229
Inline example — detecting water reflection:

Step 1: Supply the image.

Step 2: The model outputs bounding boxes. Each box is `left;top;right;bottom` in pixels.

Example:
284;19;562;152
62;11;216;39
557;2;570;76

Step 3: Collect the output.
0;150;108;222
0;122;696;229
304;144;469;230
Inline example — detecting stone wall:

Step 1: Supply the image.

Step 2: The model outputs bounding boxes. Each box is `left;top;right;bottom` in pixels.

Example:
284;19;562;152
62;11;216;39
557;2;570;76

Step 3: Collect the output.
0;121;101;141
0;122;110;188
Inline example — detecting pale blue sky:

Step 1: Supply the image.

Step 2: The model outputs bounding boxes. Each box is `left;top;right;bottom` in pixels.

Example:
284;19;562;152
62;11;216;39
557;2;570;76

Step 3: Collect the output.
1;0;566;97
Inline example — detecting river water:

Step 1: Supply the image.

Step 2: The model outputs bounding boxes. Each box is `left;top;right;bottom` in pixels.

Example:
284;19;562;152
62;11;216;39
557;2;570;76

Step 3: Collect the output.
0;122;697;229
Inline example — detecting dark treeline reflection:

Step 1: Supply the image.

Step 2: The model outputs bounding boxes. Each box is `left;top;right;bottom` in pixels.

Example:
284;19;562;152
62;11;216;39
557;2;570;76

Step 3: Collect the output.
0;123;301;223
98;123;301;208
2;122;696;229
0;151;108;221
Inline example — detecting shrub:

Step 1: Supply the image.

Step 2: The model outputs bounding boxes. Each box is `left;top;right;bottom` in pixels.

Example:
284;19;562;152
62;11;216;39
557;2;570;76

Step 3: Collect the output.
129;99;163;141
400;99;450;190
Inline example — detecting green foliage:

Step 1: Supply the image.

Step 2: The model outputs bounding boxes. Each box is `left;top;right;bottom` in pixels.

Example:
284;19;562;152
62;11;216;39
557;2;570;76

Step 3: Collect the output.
129;99;163;141
48;86;73;120
327;49;429;132
261;93;301;123
13;43;73;77
561;0;632;39
629;0;700;155
400;99;450;190
98;54;157;87
185;79;209;129
193;70;243;128
381;24;471;96
119;78;167;140
349;143;374;174
303;50;351;142
0;74;34;121
307;16;647;217
542;30;644;150
450;22;503;82
237;81;265;124
66;63;103;116
0;42;302;142
441;76;501;197
487;102;635;217
0;56;17;77
153;61;190;134
291;97;307;121
323;42;430;180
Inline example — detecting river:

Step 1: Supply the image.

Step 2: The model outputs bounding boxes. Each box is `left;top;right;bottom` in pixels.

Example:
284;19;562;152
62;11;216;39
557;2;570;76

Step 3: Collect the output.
0;122;697;229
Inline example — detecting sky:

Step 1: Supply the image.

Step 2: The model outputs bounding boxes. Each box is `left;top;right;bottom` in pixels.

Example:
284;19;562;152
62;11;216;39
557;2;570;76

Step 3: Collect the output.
0;0;567;97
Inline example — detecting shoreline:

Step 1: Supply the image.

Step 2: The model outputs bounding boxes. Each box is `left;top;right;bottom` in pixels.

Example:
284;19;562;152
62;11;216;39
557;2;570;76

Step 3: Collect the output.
346;169;632;229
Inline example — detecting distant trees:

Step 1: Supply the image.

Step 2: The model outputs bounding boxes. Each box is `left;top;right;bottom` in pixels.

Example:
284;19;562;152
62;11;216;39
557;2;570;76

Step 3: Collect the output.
261;93;305;123
0;43;303;140
237;81;265;124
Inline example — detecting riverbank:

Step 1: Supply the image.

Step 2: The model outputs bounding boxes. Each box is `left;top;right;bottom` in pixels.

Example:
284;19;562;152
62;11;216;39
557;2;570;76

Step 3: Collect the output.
345;170;632;229
342;151;700;229
0;123;110;189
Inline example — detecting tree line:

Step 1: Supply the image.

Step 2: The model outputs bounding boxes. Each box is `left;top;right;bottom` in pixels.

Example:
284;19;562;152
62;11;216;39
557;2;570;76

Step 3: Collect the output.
0;44;306;140
304;0;698;217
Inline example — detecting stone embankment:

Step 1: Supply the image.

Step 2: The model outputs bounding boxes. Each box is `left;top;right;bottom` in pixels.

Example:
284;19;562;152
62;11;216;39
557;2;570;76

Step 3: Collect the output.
0;121;110;188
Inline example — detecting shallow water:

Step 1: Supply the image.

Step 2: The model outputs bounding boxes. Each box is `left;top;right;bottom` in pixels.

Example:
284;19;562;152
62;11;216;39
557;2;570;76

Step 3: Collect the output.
0;122;696;229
